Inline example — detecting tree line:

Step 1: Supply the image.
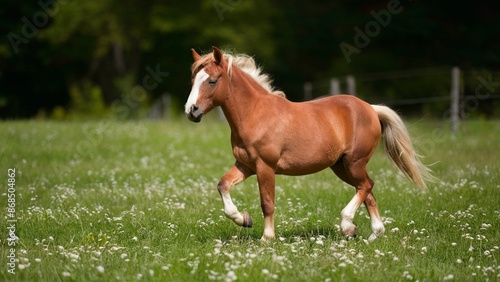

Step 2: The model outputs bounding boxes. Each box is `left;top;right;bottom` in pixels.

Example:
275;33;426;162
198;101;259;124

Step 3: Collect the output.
1;0;498;119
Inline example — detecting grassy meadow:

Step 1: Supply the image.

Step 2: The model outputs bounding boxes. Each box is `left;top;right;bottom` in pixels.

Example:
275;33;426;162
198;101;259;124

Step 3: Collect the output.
1;118;499;281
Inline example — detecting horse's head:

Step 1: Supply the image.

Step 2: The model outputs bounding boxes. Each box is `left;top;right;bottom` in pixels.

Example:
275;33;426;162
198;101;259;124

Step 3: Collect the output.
185;46;230;122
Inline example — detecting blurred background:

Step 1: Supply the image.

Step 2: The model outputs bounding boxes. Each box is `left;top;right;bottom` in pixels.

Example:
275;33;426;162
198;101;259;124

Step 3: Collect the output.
1;0;499;120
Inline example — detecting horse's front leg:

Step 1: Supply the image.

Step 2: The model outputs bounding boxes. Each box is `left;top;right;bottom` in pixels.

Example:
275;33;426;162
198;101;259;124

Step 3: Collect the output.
256;165;276;240
218;162;254;227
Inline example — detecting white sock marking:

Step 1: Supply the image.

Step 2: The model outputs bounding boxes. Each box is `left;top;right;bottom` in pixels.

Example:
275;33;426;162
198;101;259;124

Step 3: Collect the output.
221;192;243;225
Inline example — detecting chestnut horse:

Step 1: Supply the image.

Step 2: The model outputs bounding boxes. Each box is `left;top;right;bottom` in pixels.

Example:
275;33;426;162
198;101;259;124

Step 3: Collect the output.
185;46;433;241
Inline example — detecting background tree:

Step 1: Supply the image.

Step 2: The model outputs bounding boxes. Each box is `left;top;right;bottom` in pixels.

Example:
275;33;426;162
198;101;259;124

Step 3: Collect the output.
0;0;498;118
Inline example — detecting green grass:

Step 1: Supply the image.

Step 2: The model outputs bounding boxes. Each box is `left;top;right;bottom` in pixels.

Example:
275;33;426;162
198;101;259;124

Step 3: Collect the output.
1;119;499;281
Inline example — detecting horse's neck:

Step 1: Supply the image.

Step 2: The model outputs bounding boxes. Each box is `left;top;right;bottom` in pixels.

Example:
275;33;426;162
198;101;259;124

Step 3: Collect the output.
221;68;268;135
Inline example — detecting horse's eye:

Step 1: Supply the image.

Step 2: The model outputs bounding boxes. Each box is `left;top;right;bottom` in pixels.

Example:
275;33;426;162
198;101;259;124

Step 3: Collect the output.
208;79;217;86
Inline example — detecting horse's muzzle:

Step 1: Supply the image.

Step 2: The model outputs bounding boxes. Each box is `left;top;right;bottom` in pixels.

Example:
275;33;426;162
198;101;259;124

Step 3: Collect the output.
187;105;203;123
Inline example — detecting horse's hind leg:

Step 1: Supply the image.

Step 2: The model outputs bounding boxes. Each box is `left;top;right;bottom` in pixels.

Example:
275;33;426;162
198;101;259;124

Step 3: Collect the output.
364;193;385;241
331;158;384;241
218;161;254;227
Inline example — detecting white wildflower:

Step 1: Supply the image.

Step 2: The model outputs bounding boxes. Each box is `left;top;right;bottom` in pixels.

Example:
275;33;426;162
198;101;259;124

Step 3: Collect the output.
421;246;428;254
443;274;454;281
227;270;237;280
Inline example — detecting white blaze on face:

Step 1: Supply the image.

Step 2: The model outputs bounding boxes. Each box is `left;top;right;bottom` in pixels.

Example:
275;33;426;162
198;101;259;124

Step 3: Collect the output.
185;69;210;114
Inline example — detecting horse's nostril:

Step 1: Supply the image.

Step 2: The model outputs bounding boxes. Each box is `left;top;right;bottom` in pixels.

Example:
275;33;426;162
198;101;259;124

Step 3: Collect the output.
191;105;199;112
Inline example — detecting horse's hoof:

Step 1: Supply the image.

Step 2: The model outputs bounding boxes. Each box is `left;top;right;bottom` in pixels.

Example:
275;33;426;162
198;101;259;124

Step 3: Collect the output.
341;225;357;239
368;232;383;242
260;235;274;241
241;211;252;228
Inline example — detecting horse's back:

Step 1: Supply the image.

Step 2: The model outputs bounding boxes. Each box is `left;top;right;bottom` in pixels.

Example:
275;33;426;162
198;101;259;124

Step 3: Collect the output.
303;95;382;153
302;95;379;130
308;94;373;114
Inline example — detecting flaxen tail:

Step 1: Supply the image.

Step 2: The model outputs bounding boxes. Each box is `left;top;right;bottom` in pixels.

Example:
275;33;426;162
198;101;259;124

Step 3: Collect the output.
372;105;435;189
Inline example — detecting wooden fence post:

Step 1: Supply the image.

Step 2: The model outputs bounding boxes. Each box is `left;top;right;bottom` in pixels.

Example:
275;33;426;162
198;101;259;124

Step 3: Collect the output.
346;75;356;96
450;67;460;135
304;82;312;100
330;78;340;95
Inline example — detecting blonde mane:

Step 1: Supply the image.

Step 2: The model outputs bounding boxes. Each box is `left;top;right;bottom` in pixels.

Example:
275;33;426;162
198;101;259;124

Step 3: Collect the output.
192;51;285;97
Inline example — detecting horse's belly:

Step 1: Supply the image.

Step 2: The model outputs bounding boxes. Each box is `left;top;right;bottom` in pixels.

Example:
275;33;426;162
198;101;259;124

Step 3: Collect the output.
275;152;339;176
275;164;331;175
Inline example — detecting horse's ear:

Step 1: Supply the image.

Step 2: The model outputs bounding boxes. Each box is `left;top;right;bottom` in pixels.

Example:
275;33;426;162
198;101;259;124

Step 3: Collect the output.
191;48;201;61
212;46;223;66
